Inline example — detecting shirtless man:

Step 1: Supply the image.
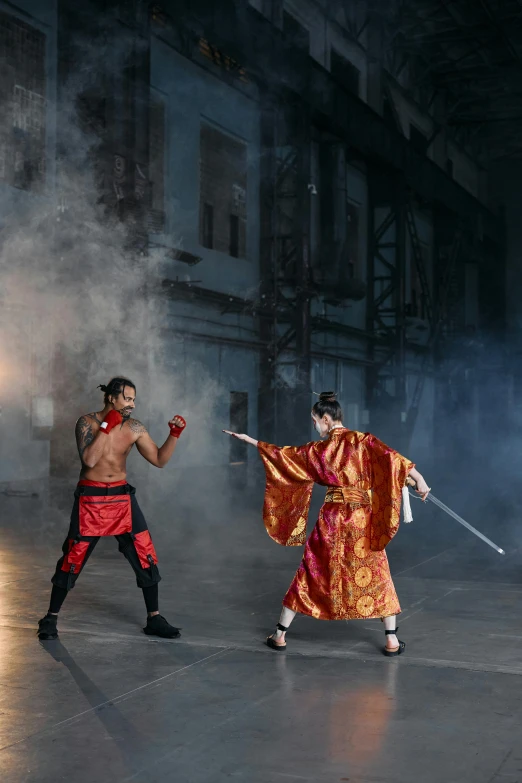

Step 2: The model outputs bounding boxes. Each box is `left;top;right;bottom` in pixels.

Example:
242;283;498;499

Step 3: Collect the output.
38;376;186;641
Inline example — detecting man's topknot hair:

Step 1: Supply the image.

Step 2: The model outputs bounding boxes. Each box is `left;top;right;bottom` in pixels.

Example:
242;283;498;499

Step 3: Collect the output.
98;377;136;405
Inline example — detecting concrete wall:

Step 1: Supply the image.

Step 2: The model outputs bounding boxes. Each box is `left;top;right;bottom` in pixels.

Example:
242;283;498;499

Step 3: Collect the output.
389;85;434;147
0;0;57;483
408;375;435;465
309;155;368;433
311;359;365;432
150;42;260;298
251;0;487;208
447;141;481;200
150;38;261;461
389;85;484;203
283;0;368;99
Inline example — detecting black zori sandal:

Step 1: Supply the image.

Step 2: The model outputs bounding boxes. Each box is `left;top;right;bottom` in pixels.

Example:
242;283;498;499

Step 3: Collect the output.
266;622;287;652
383;626;406;657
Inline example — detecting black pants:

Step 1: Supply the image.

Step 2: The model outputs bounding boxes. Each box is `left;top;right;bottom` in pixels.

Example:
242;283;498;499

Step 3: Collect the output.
51;489;161;592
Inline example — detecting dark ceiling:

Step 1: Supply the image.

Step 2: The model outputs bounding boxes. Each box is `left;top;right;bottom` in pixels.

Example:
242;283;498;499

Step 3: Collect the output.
373;0;522;160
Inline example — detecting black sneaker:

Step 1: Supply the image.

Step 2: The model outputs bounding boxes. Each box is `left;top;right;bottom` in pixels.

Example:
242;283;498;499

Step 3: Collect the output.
38;614;58;641
143;615;181;639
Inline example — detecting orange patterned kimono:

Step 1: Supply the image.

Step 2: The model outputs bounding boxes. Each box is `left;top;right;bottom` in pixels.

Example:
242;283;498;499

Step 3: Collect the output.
257;428;414;621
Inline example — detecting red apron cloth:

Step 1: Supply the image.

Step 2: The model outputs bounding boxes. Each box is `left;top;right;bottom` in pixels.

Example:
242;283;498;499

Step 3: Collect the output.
77;480;132;537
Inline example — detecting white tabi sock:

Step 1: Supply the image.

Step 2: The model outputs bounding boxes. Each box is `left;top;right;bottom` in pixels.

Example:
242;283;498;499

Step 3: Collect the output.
274;607;296;639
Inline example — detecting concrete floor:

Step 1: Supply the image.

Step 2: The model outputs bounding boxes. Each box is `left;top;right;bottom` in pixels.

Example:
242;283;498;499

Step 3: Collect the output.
1;475;522;783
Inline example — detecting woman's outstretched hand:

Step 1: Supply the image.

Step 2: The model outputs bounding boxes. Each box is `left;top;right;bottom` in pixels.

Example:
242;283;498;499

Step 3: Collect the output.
222;430;259;447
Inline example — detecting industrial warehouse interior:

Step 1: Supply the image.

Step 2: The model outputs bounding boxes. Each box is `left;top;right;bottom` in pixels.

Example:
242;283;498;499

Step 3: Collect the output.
1;1;522;781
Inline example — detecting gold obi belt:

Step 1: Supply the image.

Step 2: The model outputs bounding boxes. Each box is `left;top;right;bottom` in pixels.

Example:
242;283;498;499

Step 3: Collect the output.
324;486;371;508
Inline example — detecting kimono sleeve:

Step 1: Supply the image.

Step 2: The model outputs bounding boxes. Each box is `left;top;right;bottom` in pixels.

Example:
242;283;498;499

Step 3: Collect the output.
365;434;415;552
257;441;315;546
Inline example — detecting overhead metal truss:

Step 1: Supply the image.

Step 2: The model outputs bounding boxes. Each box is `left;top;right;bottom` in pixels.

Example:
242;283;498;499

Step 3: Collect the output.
370;0;522;159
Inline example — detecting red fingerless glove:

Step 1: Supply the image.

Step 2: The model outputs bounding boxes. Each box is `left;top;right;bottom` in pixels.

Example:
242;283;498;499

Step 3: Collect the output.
169;416;186;438
100;409;123;434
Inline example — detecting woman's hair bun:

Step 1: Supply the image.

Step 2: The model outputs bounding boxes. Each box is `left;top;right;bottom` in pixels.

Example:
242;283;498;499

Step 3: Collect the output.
312;391;343;422
319;391;337;402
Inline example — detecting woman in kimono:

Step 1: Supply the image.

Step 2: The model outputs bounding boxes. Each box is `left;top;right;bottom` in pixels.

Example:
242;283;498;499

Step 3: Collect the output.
224;392;430;657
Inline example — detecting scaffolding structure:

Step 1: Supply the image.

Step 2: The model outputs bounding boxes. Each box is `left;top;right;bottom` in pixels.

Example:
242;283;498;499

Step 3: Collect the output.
50;0;507;450
150;0;505;448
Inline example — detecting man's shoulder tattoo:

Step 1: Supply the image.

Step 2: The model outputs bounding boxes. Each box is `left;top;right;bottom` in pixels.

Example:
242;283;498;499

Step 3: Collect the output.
75;415;95;458
127;418;147;435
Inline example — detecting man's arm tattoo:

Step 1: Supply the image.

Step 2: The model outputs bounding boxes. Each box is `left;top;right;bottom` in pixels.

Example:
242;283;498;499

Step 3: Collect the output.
75;416;95;459
128;418;147;435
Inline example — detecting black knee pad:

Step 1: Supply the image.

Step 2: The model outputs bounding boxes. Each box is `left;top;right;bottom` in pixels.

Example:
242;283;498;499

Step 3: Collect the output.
51;569;78;592
117;533;162;588
134;566;162;589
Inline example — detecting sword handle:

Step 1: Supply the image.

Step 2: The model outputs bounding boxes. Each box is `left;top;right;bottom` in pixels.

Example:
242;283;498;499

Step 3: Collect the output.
406;476;417;488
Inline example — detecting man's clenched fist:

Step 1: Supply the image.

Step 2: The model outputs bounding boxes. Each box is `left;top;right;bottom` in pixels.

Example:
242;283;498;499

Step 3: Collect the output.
169;416;186;439
100;409;123;435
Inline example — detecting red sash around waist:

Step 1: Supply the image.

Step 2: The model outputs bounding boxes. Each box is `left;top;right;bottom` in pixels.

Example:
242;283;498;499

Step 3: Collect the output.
324;486;371;506
78;479;128;488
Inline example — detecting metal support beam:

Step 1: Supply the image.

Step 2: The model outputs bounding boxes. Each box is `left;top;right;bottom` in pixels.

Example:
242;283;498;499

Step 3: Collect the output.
258;101;279;442
258;94;312;443
405;225;463;447
294;100;312;427
366;171;408;448
405;200;434;327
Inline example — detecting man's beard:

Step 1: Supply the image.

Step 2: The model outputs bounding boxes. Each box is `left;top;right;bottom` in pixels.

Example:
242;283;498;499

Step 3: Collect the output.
121;409;133;420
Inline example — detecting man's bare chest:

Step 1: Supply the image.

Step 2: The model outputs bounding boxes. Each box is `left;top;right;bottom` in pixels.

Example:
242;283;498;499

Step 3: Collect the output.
87;417;136;454
106;428;136;455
